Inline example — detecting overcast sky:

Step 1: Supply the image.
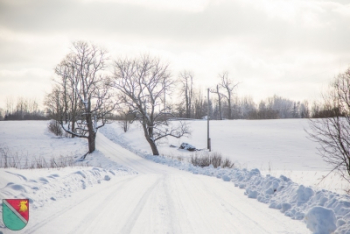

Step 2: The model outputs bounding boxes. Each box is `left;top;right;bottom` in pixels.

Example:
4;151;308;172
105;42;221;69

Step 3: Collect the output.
0;0;350;110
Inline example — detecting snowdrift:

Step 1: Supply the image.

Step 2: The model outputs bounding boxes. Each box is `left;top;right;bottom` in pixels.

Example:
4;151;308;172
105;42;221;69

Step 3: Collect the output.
146;155;350;233
100;121;350;233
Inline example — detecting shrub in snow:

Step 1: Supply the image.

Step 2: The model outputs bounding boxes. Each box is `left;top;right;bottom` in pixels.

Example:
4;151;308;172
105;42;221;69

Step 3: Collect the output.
48;120;63;137
190;152;234;169
305;206;336;234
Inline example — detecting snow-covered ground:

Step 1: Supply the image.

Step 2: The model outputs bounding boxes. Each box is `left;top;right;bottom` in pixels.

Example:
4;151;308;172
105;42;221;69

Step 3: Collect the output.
102;119;325;170
100;119;350;194
0;120;350;233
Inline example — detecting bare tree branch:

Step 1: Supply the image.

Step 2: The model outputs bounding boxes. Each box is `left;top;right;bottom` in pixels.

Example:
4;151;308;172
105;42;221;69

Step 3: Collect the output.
47;41;116;156
307;67;350;183
112;55;190;155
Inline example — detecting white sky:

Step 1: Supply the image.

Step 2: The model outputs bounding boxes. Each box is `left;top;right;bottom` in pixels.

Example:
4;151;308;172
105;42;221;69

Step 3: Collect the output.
0;0;350;110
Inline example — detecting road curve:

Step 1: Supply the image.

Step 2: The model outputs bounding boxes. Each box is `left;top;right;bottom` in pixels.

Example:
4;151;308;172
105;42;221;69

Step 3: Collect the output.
23;134;310;234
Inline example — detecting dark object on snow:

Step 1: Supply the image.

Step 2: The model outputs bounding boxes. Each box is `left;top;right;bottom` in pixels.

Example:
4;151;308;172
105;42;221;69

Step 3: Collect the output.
169;144;177;148
179;143;196;151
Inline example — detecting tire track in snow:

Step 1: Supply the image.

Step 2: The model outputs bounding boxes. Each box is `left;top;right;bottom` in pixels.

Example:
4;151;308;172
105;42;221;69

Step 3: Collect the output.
177;175;230;233
97;133;172;175
119;177;162;234
162;175;185;234
97;134;153;174
66;175;150;234
189;175;307;233
180;175;264;233
23;175;138;234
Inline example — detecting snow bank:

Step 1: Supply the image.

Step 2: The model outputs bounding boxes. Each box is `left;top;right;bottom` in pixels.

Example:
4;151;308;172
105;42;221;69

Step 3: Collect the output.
148;156;350;233
0;167;129;208
0;121;138;231
100;128;350;233
0;166;131;229
99;122;350;233
305;207;337;234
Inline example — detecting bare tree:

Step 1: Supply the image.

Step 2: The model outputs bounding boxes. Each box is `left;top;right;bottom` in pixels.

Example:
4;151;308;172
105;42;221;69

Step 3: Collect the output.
307;67;350;182
55;57;81;136
219;72;239;119
112;55;190;155
0;108;4;121
52;41;116;156
6;97;14;115
210;85;224;120
118;108;135;133
178;70;194;118
300;100;310;118
44;85;65;121
193;88;206;119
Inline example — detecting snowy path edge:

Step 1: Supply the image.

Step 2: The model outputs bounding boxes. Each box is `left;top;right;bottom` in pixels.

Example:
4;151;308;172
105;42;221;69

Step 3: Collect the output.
99;127;350;234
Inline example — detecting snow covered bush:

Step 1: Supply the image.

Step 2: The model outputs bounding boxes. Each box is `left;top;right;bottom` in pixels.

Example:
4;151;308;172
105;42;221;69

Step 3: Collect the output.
48;120;63;137
190;152;234;168
0;145;10;168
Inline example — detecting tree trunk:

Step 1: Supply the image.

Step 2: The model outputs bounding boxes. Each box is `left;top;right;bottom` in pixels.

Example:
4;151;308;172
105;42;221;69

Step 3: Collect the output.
185;89;189;118
86;114;96;153
217;85;222;120
71;119;76;138
88;133;96;153
228;93;232;119
142;121;159;155
147;138;159;155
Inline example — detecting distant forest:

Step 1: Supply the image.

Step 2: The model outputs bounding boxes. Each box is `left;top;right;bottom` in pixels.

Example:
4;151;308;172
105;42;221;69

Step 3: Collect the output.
0;94;333;121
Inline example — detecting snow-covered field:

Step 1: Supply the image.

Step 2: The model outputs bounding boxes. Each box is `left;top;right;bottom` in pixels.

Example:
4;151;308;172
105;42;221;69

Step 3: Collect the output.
100;119;349;193
105;119;325;170
0;120;350;233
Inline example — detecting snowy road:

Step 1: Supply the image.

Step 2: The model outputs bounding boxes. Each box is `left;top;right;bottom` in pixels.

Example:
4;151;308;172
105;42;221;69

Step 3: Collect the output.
19;134;309;234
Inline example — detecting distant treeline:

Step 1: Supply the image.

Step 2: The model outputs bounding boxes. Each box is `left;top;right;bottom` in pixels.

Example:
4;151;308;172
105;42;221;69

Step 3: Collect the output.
109;94;339;121
0;97;48;121
0;94;338;121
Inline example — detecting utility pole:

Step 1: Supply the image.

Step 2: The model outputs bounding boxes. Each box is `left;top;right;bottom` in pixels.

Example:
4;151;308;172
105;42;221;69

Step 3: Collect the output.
207;88;211;151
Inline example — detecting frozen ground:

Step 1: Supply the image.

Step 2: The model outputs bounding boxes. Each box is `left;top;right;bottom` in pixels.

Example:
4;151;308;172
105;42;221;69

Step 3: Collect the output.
0;120;349;233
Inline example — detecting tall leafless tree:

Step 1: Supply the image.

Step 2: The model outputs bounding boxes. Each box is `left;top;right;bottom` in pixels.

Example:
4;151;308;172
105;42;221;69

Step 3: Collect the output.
45;85;65;121
178;70;194;118
210;85;224;120
307;67;350;182
52;41;116;156
112;55;190;155
55;57;81;136
193;88;206;119
6;97;14;115
219;72;239;119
